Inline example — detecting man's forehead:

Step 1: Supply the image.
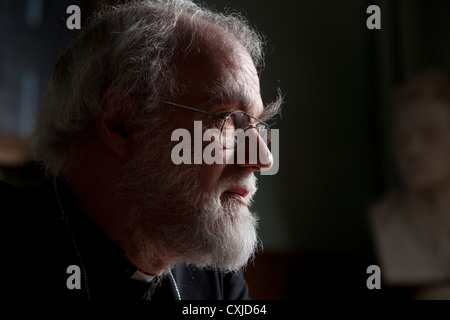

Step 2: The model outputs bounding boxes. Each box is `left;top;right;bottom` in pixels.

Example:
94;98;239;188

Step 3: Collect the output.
174;24;263;115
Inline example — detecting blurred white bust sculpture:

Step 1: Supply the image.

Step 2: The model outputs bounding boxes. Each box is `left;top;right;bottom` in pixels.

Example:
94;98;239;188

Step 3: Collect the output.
371;68;450;299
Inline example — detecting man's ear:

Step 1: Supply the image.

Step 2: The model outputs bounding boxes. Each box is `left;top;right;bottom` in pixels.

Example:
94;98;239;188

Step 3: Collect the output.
96;88;136;160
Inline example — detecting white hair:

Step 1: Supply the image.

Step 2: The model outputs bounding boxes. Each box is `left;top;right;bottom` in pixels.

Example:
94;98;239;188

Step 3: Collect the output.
30;0;265;177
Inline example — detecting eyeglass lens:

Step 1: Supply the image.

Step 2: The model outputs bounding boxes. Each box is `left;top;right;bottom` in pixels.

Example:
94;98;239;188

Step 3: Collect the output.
220;111;270;148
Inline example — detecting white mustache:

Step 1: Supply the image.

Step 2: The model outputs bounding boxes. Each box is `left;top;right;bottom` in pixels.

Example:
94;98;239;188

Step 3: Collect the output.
218;174;258;203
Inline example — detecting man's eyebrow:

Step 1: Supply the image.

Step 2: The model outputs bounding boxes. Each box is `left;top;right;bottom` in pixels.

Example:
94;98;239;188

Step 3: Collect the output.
260;91;284;123
203;82;284;122
202;81;253;112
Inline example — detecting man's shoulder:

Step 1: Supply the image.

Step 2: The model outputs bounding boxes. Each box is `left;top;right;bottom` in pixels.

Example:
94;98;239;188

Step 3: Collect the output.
0;179;74;300
0;179;63;255
0;180;56;222
0;180;21;207
0;181;29;222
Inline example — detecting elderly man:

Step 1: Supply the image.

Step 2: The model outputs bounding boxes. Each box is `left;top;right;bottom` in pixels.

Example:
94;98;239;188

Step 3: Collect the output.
0;0;282;300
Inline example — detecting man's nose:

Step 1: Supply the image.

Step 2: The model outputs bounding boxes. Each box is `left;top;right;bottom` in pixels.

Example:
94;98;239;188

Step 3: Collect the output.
233;127;273;171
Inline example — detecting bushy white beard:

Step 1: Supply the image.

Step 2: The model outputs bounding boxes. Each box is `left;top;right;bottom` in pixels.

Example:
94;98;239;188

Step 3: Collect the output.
117;128;260;273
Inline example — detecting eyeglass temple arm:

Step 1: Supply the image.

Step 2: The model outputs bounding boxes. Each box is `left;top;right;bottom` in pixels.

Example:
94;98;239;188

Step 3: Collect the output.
161;101;226;120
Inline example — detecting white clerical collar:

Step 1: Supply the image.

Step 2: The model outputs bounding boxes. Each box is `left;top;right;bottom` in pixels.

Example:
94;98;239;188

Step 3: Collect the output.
130;269;155;283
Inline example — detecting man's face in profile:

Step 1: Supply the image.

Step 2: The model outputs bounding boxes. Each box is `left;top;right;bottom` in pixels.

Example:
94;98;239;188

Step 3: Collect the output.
116;30;271;273
394;99;450;191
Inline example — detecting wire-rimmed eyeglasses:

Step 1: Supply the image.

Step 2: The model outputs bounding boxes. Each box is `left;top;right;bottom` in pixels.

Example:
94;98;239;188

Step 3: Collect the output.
160;100;271;149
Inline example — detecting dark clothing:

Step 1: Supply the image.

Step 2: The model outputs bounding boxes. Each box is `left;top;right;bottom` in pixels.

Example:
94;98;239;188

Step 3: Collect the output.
0;179;249;300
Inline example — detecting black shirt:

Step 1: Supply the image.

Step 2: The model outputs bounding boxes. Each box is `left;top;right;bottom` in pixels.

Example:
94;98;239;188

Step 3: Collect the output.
0;179;250;300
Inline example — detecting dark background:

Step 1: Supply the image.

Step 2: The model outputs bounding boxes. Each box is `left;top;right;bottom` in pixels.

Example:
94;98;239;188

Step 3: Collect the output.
1;0;450;299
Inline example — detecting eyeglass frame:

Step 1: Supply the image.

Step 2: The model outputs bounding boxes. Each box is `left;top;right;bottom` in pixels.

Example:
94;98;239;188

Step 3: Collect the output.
158;100;271;149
